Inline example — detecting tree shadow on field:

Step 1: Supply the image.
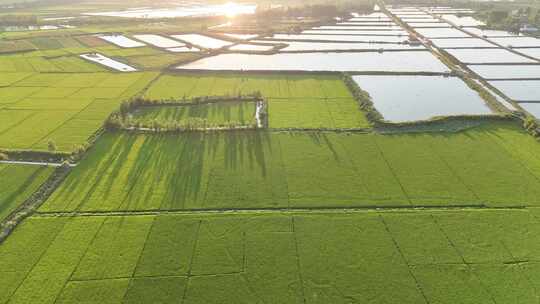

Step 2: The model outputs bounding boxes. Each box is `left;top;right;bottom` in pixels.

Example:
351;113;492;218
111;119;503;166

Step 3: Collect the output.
305;132;341;162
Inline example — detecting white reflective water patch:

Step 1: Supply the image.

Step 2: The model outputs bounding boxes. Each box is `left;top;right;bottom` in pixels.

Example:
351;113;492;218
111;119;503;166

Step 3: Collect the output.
80;53;137;72
98;35;145;48
133;34;185;48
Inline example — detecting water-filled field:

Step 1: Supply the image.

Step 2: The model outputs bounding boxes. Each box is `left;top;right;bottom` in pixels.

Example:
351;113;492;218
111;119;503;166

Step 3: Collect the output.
175;52;449;72
488;37;540;48
271;34;408;43
469;65;540;79
415;28;472;38
445;48;536;63
430;38;496;48
520;103;540;119
278;41;424;51
489;80;540;101
352;75;493;121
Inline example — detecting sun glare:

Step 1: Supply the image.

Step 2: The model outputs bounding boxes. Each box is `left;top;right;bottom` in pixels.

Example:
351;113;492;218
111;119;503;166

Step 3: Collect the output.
224;2;242;18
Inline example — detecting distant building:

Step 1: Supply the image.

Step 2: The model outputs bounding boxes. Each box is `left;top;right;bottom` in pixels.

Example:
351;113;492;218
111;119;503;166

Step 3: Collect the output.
520;24;539;33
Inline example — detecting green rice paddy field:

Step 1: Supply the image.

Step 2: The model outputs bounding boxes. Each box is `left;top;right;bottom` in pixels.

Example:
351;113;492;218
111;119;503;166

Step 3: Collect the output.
4;31;540;304
41;121;540;212
132;101;257;127
0;164;53;222
0;72;158;151
144;74;369;129
2;210;540;304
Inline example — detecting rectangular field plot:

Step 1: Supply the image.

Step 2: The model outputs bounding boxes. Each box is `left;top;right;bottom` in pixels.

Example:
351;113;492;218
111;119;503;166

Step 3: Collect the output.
520;103;540;119
488;80;540;101
278;41;424;51
40;121;540;212
132;101;257;127
469;64;540;79
430;38;496;48
175;52;449;73
3;210;540;303
515;48;540;60
352;75;493;122
143;73;369;129
415;28;472;38
0;164;53;222
0;72;159;151
445;48;536;64
488;36;540;48
270;34;408;43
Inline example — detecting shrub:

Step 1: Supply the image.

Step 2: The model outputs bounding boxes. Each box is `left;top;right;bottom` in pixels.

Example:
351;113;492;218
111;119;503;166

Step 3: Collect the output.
0;152;8;161
47;140;57;152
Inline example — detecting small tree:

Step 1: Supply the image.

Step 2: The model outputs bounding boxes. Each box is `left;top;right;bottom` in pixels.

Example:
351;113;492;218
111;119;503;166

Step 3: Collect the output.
0;152;8;160
47;139;57;152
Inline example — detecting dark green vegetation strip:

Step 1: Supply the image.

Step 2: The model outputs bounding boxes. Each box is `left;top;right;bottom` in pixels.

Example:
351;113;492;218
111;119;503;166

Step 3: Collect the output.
40;121;540;213
0;164;53;223
2;209;540;303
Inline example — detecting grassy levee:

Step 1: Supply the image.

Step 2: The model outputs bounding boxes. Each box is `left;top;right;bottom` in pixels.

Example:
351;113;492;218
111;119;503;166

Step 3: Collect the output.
39;120;540;213
143;72;370;129
2;209;540;303
0;164;53;223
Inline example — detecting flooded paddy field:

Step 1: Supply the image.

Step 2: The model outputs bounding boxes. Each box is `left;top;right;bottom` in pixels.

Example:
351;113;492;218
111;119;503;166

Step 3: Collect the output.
440;15;486;27
519;103;540;118
228;44;275;52
303;29;409;36
83;2;257;18
277;41;424;52
175;51;449;73
79;53;137;72
170;34;233;49
488;37;540;48
415;28;472;38
445;48;537;63
353;75;493;122
515;48;540;60
269;34;408;43
465;28;523;37
312;25;404;31
469;65;540;79
132;34;185;48
430;38;497;48
98;35;145;48
409;22;452;28
222;33;259;40
337;22;398;26
488;80;540;101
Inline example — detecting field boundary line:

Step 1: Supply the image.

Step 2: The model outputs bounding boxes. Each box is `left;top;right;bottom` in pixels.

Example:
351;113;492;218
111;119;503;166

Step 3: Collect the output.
31;204;531;218
181;220;202;304
121;215;157;303
292;216;307;304
371;136;413;205
53;217;108;304
379;214;430;304
424;137;481;202
430;214;499;304
5;215;71;303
